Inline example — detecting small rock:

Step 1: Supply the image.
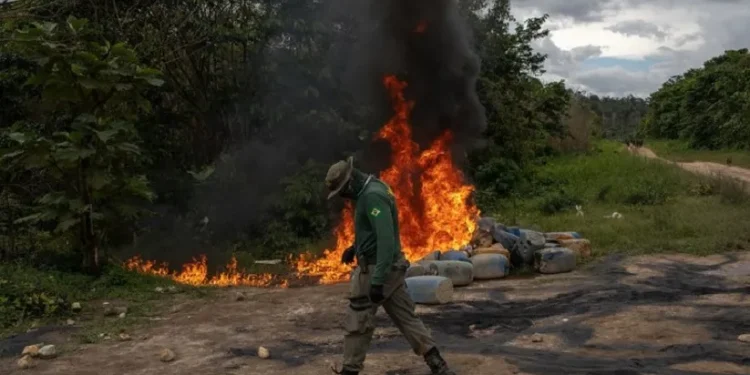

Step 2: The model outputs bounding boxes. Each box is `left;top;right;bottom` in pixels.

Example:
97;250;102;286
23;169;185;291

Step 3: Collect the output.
531;333;544;343
160;348;176;362
119;333;132;341
21;345;40;357
71;302;82;312
167;286;178;293
257;346;270;359
119;312;127;319
66;319;75;326
234;292;246;302
738;334;750;343
154;287;165;293
38;345;56;359
17;355;34;369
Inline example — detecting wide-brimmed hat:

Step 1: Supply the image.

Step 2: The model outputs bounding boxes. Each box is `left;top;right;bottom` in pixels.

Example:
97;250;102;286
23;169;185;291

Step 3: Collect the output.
325;156;354;200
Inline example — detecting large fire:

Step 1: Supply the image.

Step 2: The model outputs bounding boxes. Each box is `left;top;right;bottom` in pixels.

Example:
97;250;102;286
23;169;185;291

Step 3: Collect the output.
293;75;479;284
125;75;479;287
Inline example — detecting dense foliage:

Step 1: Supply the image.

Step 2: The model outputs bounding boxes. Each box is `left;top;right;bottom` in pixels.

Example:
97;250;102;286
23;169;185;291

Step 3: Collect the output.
641;48;750;149
577;93;647;142
0;0;583;273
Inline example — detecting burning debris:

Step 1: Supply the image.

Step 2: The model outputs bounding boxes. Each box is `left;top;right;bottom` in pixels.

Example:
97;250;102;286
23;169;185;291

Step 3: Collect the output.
126;0;488;288
125;75;480;287
124;255;282;288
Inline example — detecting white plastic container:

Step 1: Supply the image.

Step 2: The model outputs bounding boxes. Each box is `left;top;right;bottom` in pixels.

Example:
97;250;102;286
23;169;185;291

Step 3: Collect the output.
534;247;576;274
405;276;454;304
470;253;510;280
420;260;474;287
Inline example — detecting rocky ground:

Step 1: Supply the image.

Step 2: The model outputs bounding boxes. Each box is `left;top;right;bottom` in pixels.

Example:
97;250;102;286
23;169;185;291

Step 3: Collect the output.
2;252;750;375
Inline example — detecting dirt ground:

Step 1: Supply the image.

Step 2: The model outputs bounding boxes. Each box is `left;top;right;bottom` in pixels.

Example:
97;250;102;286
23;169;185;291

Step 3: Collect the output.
2;252;750;375
631;146;750;186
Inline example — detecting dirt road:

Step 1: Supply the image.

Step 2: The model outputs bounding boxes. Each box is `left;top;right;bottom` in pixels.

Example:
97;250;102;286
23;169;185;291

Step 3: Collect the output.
3;253;750;375
631;146;750;186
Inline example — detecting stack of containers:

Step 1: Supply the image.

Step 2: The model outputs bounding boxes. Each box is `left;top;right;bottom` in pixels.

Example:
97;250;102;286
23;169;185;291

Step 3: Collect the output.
404;217;592;304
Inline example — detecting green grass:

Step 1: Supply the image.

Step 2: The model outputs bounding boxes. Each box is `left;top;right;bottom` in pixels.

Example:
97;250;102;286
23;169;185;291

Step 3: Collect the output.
647;139;750;168
0;263;208;340
490;140;750;258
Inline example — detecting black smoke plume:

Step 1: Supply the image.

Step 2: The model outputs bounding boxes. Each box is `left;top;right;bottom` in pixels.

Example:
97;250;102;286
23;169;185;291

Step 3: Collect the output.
344;0;486;170
129;0;486;266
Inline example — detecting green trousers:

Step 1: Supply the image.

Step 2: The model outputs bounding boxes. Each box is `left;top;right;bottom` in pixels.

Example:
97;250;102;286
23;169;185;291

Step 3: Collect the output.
342;260;436;372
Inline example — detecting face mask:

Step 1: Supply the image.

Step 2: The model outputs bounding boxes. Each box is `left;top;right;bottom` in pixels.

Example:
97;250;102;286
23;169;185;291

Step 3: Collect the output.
338;179;357;200
337;170;372;200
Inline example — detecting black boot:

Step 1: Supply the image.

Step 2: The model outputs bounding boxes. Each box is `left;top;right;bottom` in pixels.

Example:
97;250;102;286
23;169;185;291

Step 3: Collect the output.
424;347;456;375
331;365;358;375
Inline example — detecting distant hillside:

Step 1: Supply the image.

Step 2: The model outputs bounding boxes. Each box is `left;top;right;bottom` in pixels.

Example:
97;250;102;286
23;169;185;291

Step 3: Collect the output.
573;92;648;142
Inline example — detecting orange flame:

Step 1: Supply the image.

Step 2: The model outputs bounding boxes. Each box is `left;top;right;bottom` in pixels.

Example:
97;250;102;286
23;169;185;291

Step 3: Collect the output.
292;75;479;283
125;75;479;288
124;255;277;287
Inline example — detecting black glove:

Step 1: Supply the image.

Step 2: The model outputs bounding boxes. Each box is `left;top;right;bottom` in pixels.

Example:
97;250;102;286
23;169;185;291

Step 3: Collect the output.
369;284;385;304
341;245;355;264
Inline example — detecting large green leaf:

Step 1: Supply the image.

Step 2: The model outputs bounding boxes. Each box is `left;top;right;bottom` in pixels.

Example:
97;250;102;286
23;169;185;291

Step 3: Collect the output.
146;78;165;87
89;171;112;190
95;129;119;143
188;166;215;182
8;133;27;144
55;217;80;233
110;42;137;62
53;147;95;162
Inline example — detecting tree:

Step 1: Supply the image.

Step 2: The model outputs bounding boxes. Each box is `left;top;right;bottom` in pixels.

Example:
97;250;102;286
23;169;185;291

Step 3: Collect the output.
641;48;750;150
1;17;162;273
466;0;571;197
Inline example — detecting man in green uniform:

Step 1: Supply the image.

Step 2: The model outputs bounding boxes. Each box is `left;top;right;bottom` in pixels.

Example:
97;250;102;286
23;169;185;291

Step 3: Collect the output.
325;156;456;375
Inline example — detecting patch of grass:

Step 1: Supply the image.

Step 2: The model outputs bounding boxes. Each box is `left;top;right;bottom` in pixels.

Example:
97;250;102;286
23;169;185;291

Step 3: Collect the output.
0;263;203;339
532;140;689;206
690;174;750;205
490;140;750;259
647;139;750;168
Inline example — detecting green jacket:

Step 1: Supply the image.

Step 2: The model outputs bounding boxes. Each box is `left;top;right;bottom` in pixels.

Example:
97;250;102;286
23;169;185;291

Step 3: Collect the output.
353;175;401;285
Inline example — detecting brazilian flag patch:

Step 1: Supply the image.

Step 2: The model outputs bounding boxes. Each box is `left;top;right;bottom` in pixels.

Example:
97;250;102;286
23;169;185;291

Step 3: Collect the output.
370;208;381;217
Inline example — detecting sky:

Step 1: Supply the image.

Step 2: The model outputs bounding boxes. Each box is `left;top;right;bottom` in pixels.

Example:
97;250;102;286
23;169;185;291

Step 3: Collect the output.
510;0;750;98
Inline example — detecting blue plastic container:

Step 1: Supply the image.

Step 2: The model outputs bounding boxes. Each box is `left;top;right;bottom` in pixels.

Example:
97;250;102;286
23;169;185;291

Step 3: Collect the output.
420;260;474;286
506;226;522;237
470;253;510;280
492;225;519;250
441;250;471;263
405;276;454;304
534;247;576;274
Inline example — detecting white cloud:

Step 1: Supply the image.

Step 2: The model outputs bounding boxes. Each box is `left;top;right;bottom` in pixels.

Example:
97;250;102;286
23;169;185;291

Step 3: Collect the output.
510;0;750;97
